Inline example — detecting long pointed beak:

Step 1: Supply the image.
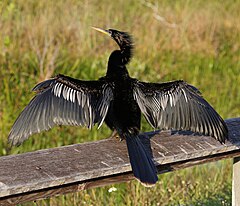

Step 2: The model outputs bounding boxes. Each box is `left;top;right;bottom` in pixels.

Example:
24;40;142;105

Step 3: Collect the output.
92;27;111;36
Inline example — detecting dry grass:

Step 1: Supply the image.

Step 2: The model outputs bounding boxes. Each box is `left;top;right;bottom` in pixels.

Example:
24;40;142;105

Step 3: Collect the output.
1;0;239;59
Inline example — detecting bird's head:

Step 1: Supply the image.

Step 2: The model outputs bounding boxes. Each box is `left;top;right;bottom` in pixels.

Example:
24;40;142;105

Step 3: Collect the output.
92;27;133;65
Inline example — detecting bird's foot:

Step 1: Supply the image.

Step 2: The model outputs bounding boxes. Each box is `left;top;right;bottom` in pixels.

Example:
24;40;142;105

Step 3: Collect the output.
109;130;118;139
109;130;124;141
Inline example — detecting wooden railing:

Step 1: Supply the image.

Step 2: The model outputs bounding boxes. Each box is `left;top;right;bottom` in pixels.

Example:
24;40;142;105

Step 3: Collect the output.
0;118;239;206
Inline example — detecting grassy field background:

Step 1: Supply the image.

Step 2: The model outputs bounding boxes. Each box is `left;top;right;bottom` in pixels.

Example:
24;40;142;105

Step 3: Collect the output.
0;0;240;205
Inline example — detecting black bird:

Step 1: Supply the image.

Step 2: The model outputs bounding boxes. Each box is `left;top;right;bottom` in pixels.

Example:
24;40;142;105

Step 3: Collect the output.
8;27;228;186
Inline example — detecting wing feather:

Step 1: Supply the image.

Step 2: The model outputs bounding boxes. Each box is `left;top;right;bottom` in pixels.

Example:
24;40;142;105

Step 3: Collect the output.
133;80;228;143
8;74;113;146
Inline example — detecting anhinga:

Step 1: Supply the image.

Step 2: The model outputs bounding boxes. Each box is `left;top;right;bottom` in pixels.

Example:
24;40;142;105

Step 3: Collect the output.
8;27;228;186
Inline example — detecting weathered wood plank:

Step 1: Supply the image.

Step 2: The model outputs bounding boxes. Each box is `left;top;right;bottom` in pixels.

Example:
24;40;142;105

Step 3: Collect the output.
232;156;240;206
1;150;240;206
0;118;239;205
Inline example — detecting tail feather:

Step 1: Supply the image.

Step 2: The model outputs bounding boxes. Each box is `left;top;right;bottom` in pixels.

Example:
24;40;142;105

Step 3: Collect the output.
125;135;158;186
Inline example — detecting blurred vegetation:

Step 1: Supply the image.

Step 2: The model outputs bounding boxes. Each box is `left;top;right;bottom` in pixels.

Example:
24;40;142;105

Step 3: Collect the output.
0;0;239;205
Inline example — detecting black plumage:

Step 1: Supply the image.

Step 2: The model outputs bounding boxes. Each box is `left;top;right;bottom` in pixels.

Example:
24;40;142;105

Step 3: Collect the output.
8;27;228;186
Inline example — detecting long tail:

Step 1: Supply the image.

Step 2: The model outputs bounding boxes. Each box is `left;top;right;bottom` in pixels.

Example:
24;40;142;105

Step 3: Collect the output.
125;134;158;186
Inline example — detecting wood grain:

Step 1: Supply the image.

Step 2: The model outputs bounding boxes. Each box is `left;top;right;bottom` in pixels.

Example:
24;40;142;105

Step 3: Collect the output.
0;118;239;205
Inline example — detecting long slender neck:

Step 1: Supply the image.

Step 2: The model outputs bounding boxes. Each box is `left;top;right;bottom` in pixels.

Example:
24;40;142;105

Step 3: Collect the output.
105;31;133;79
106;50;130;79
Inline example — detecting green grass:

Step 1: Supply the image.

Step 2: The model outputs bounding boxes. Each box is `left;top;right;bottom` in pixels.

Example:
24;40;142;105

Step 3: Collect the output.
0;0;240;205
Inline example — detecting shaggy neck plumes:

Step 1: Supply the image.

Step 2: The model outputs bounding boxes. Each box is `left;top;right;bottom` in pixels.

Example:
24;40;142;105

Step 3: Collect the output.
109;30;133;65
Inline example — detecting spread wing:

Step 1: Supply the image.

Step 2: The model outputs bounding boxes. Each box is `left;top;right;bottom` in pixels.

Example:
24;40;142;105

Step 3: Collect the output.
133;80;228;143
8;74;114;146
